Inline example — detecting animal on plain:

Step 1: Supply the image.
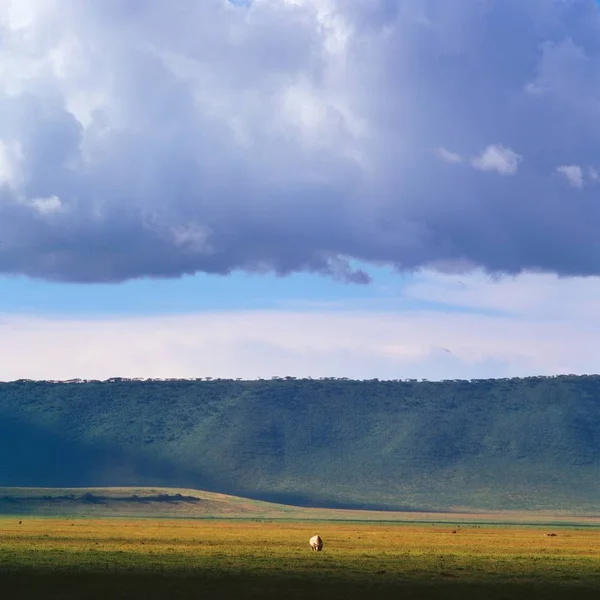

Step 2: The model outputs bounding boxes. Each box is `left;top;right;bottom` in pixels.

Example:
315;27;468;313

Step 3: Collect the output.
544;532;558;537
309;534;323;552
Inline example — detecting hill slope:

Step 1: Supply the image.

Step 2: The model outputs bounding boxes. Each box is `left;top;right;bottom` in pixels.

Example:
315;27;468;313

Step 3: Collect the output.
0;376;599;511
2;486;599;524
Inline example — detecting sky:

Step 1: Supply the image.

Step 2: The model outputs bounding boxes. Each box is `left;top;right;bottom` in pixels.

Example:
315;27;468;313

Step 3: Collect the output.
1;0;600;381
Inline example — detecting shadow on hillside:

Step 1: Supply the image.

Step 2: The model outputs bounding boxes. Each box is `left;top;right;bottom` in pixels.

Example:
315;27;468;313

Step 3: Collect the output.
241;489;427;512
0;411;217;494
0;408;428;512
0;410;447;512
0;409;407;512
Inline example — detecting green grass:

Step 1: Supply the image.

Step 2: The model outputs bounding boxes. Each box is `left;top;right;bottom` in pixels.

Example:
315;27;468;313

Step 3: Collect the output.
1;517;600;598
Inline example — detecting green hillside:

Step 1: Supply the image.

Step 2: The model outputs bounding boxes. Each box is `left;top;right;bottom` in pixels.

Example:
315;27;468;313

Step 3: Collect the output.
1;376;599;512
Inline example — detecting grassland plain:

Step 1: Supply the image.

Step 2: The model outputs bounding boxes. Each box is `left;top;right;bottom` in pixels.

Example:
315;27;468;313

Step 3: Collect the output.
1;518;600;599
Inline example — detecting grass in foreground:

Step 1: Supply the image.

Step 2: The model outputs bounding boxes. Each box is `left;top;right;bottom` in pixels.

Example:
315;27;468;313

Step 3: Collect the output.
1;518;600;598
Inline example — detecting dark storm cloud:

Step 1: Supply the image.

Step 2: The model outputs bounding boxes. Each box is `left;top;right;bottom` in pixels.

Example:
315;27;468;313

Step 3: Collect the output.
1;0;600;283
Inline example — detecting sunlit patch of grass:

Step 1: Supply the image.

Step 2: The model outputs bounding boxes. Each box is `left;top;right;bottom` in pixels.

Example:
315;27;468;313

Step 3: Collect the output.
0;518;600;598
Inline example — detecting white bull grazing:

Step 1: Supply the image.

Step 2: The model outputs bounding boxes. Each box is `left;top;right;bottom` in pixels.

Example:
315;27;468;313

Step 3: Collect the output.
309;535;323;551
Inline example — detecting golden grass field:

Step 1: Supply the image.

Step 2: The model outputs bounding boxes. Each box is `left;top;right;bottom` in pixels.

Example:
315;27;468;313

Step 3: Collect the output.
1;517;600;599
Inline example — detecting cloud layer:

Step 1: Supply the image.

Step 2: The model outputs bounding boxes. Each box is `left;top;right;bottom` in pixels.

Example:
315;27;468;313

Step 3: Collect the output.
1;0;600;282
2;271;600;381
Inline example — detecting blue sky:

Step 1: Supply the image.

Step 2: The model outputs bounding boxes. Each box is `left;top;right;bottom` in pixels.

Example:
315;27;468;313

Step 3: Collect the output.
1;0;600;380
0;266;407;316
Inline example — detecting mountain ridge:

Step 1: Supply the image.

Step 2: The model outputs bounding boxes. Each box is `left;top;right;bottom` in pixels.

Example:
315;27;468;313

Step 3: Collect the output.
1;375;599;511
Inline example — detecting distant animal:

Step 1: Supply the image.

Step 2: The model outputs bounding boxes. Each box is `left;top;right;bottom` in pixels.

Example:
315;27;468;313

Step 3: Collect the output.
18;521;21;525
309;535;323;552
544;532;557;537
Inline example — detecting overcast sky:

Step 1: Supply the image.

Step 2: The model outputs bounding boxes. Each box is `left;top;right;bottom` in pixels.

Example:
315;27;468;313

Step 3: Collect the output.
1;0;600;381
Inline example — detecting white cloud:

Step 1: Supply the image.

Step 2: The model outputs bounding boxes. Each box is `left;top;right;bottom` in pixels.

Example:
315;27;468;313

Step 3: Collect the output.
557;164;584;188
30;195;62;214
0;140;23;188
403;269;600;321
0;1;599;282
471;144;522;176
1;271;600;381
436;147;463;164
